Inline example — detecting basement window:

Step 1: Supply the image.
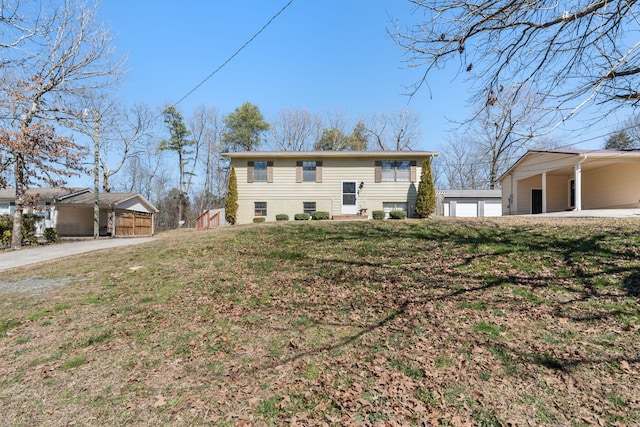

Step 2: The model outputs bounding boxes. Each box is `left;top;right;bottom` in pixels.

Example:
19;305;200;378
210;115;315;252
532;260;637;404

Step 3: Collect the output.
254;202;267;217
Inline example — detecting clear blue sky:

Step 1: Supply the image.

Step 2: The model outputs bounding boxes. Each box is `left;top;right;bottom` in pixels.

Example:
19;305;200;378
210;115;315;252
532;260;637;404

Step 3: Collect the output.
96;1;623;152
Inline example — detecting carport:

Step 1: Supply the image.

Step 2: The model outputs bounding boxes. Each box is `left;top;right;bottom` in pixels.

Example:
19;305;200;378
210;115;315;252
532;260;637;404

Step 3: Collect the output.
55;191;158;237
498;150;640;215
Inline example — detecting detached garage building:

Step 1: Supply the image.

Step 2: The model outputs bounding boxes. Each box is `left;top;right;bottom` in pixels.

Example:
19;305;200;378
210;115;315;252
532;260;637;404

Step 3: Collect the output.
436;190;503;217
58;190;158;237
0;188;158;237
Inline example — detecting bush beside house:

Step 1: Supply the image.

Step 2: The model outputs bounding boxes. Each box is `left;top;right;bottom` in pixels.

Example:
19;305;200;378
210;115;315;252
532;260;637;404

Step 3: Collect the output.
415;157;436;218
372;210;385;220
389;210;407;220
311;211;330;220
225;166;239;225
0;213;38;247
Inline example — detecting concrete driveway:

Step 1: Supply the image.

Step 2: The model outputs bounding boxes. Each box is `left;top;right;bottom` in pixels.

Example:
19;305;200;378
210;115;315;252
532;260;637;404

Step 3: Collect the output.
523;209;640;218
0;237;157;272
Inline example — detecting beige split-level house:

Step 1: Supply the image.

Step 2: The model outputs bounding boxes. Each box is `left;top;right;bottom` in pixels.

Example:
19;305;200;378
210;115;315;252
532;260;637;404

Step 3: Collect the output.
498;149;640;215
224;151;437;224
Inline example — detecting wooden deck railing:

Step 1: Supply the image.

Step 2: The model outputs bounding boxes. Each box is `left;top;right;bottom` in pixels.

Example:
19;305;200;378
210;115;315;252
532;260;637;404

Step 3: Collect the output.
196;209;221;230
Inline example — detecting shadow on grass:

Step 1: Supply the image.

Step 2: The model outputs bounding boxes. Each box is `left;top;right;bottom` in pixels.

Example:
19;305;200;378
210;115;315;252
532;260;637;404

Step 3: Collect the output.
243;219;640;375
290;220;640;300
624;270;640;297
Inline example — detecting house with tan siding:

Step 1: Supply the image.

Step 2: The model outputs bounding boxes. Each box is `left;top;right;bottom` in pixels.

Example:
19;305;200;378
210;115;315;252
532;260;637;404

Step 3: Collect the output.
223;151;437;224
498;149;640;215
0;188;158;237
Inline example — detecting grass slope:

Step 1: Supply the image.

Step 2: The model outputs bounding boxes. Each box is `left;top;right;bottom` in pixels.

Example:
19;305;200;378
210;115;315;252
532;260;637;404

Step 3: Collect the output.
1;218;639;426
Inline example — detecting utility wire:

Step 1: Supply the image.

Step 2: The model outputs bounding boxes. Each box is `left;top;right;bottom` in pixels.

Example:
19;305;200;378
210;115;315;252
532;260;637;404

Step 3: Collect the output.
170;0;294;109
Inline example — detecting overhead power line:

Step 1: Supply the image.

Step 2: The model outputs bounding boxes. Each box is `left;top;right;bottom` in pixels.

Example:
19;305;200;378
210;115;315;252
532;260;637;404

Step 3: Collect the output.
171;1;294;109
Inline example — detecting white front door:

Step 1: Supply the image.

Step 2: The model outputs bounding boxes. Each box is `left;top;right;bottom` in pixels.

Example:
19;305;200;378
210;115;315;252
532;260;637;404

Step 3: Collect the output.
341;181;358;214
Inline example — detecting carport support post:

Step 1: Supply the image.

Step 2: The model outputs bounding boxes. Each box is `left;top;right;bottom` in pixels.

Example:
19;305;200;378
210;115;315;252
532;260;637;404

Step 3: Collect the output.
542;172;547;214
574;161;583;211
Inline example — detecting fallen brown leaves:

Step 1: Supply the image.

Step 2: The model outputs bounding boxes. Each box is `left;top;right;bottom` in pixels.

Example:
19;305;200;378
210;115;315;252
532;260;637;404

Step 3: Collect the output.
0;218;639;425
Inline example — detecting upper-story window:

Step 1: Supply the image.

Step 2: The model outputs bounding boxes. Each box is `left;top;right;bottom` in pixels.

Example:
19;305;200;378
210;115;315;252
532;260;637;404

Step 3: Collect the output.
303;161;316;182
247;161;273;183
382;161;410;182
375;160;417;182
296;161;323;183
253;161;267;182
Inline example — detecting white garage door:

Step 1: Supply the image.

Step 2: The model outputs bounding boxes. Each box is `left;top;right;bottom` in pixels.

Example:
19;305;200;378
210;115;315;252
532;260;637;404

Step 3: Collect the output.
484;201;502;217
456;202;478;217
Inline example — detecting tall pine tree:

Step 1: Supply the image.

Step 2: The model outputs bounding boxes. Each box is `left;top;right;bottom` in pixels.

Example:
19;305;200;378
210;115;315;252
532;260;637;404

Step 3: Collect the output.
225;166;239;225
160;106;193;227
415;157;436;218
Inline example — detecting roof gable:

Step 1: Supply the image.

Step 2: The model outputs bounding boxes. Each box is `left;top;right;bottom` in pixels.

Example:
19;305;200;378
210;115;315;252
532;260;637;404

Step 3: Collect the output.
60;192;158;212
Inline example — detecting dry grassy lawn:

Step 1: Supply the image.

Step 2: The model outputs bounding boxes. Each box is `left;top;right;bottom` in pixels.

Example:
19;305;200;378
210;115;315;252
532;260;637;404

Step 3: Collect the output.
1;217;639;426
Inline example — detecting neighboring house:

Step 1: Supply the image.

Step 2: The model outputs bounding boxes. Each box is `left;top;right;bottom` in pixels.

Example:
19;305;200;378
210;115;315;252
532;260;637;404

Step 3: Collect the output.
435;190;502;217
223;151;438;224
0;188;158;237
498;149;640;215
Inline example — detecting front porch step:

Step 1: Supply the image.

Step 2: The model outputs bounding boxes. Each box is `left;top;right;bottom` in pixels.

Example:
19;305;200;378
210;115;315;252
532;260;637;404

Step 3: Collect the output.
331;214;369;221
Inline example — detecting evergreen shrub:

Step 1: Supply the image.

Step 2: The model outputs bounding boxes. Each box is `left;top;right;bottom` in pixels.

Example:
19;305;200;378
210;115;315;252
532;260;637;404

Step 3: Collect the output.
225;166;239;225
415;157;436;218
44;228;59;243
1;230;11;247
389;210;407;220
253;217;266;223
372;210;385;220
294;213;310;221
276;214;289;221
311;211;330;220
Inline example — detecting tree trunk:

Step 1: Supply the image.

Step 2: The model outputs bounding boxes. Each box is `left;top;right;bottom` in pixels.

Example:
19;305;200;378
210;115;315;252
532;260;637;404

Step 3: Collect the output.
11;153;25;249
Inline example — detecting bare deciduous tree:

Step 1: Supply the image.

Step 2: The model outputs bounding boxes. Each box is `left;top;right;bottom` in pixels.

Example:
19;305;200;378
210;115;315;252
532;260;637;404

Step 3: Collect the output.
73;98;156;193
104;103;156;193
470;85;549;189
394;0;640;123
268;108;322;151
118;146;167;202
435;135;486;190
0;0;125;248
0;0;39;55
363;109;421;150
190;105;226;212
438;85;554;189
